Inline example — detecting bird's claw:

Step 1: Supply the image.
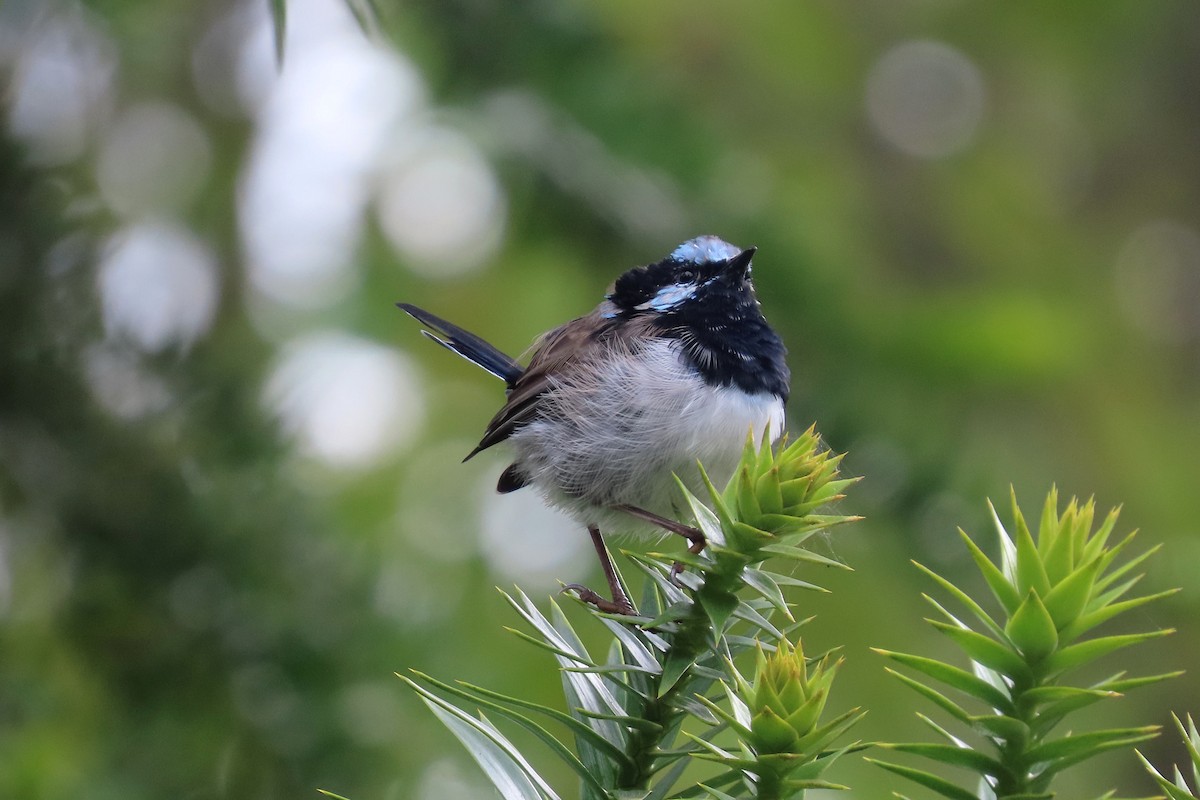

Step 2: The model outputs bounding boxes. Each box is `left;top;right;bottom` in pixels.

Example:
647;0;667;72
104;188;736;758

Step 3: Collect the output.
562;583;636;616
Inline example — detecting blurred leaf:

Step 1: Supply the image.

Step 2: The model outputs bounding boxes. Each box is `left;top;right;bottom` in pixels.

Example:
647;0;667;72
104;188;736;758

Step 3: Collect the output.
342;0;381;37
269;0;286;65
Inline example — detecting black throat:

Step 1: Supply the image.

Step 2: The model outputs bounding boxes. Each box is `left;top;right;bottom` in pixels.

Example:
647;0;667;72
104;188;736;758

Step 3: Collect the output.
652;295;791;402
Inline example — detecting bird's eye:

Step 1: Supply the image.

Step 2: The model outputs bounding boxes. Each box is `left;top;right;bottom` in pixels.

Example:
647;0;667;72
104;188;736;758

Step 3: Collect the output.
678;269;697;283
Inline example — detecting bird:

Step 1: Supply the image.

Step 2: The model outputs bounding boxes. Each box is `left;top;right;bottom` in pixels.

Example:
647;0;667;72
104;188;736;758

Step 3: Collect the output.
397;235;790;615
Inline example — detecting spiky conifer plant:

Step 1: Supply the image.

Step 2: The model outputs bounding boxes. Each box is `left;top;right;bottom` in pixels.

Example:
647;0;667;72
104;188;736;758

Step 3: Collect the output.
402;428;863;799
869;490;1179;799
1138;713;1200;800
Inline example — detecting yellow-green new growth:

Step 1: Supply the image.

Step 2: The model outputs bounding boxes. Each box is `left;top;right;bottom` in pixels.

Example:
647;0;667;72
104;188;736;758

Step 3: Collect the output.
681;427;859;570
747;639;841;756
723;426;857;541
665;427;860;636
688;638;864;798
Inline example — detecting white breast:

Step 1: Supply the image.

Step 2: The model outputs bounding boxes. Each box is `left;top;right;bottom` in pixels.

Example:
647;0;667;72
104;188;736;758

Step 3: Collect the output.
508;339;785;536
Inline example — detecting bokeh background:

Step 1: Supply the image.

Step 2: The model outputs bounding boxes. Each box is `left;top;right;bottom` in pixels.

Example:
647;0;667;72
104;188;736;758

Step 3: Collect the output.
2;0;1198;797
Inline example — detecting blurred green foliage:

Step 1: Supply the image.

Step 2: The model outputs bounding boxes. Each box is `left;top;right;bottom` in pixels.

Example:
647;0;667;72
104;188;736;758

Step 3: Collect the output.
1;0;1198;798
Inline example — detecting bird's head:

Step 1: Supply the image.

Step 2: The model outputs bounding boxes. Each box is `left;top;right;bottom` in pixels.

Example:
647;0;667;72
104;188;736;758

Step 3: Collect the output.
607;236;759;319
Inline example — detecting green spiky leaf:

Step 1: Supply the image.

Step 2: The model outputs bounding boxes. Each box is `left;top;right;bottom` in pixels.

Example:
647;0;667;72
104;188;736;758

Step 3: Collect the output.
879;743;1004;775
873;649;1014;712
413;687;561;800
865;758;980;800
1045;629;1173;675
1012;505;1051;599
1027;726;1161;777
1005;590;1059;664
927;620;1029;681
1041;556;1103;631
962;528;1023;615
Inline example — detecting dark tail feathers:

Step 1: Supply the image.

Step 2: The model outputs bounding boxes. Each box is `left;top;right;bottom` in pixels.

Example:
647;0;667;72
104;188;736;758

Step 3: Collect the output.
396;303;522;386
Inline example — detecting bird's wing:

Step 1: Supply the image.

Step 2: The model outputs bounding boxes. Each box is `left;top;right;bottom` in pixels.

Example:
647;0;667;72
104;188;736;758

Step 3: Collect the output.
464;311;661;460
464;314;594;459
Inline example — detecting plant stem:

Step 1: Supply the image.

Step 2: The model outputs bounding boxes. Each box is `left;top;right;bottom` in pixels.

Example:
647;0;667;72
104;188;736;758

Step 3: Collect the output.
618;570;737;790
994;676;1040;797
756;769;787;800
619;614;712;789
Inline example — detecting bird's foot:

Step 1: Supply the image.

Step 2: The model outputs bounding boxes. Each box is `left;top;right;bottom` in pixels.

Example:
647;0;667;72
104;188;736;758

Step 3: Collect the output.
613;504;708;585
562;583;637;616
670;526;707;586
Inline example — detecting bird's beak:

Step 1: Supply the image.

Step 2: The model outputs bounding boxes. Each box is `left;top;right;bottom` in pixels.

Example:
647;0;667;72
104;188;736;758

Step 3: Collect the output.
723;246;756;281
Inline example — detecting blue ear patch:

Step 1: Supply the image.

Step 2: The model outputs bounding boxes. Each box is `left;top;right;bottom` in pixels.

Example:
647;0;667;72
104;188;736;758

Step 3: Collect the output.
671;235;740;264
635;281;698;311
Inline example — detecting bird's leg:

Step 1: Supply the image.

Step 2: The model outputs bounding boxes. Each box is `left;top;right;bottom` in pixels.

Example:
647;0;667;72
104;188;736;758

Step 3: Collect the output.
614;504;706;583
564;525;636;615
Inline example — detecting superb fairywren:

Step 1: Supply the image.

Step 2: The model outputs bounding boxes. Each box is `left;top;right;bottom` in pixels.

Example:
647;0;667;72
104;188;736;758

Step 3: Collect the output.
398;236;789;614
